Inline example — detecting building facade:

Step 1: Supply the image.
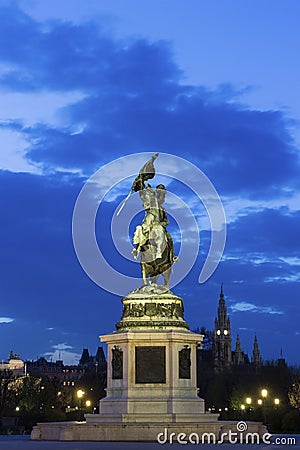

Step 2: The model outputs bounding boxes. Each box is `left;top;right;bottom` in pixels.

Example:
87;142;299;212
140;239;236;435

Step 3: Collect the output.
0;351;25;378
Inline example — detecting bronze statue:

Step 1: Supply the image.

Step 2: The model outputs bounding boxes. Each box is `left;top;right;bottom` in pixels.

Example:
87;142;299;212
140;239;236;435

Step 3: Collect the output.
119;153;178;288
9;350;20;360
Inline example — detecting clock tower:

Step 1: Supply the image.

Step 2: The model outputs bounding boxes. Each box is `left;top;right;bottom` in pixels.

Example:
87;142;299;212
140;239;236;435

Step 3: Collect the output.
213;286;232;372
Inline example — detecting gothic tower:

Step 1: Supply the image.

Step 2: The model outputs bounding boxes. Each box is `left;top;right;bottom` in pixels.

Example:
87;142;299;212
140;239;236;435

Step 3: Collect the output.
233;335;244;365
213;286;232;372
252;335;262;368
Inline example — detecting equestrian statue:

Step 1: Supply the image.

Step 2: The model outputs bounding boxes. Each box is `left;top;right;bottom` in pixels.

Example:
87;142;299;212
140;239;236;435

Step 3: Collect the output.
117;153;178;289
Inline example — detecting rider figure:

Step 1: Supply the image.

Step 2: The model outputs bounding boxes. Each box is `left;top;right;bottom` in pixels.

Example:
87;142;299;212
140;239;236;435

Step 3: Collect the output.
132;183;177;263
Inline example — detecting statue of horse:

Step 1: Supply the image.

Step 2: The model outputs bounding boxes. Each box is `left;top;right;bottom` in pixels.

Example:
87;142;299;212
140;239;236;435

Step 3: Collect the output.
132;205;177;288
132;223;174;288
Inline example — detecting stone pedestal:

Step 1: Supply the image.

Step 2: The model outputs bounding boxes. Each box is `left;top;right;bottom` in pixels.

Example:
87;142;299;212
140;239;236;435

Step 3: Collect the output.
91;329;205;423
86;288;205;424
31;286;267;441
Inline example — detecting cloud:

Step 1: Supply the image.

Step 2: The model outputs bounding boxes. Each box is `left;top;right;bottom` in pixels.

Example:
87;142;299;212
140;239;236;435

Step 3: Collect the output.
0;317;15;323
0;3;299;366
52;343;72;351
223;192;300;224
44;343;81;365
230;301;283;315
0;4;180;92
0;120;41;173
0;91;86;127
227;208;300;259
265;274;300;283
281;257;300;266
0;3;298;200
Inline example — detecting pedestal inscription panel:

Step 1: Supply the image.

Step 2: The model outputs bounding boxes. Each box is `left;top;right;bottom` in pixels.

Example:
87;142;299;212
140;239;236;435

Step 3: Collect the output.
135;346;166;383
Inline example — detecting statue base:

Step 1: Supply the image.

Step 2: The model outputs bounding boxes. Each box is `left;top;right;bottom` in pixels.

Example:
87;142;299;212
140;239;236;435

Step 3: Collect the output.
96;328;205;421
31;288;267;441
116;285;189;331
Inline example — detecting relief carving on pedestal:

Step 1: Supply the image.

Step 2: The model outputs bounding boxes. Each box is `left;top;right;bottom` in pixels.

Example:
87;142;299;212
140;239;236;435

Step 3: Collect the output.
112;346;123;380
179;347;191;379
121;300;183;320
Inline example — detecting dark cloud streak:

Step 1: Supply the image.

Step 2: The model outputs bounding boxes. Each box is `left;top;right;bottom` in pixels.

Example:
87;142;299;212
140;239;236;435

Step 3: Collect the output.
0;4;298;196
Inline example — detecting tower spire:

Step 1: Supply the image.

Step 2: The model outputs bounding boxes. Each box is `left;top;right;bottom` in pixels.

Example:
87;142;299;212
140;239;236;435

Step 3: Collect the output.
233;334;245;365
252;335;262;368
213;287;232;372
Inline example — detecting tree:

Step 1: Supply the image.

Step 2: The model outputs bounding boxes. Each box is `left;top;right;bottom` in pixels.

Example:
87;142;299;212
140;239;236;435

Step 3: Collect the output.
194;326;213;350
12;375;42;412
288;379;300;409
0;372;16;416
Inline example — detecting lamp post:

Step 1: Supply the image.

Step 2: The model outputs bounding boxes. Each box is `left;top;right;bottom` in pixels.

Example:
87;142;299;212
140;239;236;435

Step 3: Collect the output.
244;397;252;416
76;389;85;420
85;400;92;412
256;391;280;423
261;388;268;424
240;404;245;418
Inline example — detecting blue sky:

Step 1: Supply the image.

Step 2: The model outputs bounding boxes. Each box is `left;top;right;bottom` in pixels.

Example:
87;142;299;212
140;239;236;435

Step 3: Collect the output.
0;0;299;365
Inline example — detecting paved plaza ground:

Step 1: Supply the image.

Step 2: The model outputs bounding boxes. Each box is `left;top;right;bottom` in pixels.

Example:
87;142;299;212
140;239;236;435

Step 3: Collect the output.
0;435;299;449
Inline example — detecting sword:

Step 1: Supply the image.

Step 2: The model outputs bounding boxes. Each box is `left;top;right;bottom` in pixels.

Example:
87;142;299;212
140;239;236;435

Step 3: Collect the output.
116;189;133;216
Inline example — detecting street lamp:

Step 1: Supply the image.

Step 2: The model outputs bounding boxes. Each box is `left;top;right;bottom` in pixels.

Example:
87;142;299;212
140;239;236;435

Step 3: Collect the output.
77;389;84;399
246;397;252;405
86;400;91;408
261;389;268;398
274;398;280;407
257;399;263;405
261;389;268;424
76;389;85;420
